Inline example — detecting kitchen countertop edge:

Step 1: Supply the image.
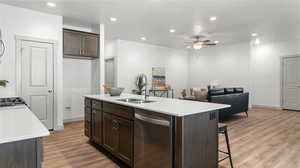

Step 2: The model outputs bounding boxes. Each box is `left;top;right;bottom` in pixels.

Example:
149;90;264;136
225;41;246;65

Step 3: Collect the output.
84;94;230;117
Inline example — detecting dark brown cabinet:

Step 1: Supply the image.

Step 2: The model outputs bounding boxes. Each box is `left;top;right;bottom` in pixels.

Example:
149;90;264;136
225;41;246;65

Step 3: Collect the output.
63;30;82;56
63;29;99;59
84;99;134;167
84;98;218;168
91;100;102;145
103;112;133;166
84;99;92;138
103;112;119;153
91;109;102;145
84;107;92;138
82;35;99;57
116;116;133;166
84;98;102;145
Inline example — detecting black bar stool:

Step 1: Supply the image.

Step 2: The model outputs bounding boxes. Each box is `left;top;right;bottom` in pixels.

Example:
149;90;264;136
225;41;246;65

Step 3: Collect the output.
218;123;234;168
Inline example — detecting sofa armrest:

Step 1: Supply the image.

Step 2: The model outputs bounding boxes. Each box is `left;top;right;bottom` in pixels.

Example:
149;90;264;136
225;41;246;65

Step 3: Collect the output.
210;92;249;119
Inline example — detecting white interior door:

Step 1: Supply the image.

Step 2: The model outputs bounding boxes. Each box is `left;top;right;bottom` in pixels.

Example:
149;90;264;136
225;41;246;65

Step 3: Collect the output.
105;58;115;87
21;40;54;129
283;57;300;110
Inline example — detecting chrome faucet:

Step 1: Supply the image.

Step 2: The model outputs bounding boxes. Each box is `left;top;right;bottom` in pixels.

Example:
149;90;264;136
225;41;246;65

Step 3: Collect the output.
144;85;149;101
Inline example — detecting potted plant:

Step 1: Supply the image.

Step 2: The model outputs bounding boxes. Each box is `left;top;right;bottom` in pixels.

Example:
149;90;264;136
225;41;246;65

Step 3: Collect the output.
0;80;8;87
135;74;147;95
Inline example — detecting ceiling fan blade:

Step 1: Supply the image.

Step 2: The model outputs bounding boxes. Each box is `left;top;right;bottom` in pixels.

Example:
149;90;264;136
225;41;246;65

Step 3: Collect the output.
201;40;211;43
204;43;217;46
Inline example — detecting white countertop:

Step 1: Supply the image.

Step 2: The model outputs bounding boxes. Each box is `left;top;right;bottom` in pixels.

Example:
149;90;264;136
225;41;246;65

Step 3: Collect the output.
85;94;230;117
0;105;50;144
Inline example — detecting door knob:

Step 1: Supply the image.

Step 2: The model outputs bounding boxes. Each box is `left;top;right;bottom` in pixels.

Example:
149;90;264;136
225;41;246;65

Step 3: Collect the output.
48;90;53;93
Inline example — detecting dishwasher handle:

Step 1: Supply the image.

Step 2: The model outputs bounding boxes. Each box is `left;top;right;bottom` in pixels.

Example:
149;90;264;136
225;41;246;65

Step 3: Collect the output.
135;113;170;127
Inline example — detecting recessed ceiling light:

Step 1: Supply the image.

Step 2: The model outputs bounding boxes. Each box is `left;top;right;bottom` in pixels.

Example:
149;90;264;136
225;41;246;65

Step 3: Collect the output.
47;2;56;7
209;16;217;21
110;17;117;22
169;29;176;33
214;41;219;44
252;33;258;37
186;46;191;49
140;37;147;41
254;38;261;45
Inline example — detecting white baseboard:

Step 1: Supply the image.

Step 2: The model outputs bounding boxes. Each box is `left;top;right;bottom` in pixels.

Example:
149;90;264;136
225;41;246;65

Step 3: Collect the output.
54;124;64;131
63;117;84;123
251;105;282;110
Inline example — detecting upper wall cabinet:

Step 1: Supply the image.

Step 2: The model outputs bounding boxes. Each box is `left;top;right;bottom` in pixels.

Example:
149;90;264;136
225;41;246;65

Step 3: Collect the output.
63;29;99;59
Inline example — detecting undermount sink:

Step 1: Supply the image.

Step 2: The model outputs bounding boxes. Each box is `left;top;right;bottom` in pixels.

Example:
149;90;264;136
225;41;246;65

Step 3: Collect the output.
117;98;155;104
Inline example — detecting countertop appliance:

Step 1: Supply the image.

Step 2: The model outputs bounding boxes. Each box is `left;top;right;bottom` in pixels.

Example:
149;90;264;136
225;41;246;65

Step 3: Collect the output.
0;97;27;108
134;109;174;168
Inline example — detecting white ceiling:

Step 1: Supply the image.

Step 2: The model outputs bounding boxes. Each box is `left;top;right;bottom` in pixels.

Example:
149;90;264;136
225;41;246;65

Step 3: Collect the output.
1;0;300;48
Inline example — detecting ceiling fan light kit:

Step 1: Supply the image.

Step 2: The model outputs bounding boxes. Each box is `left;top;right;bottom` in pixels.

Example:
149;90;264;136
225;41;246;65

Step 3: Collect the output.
186;35;217;50
193;44;202;50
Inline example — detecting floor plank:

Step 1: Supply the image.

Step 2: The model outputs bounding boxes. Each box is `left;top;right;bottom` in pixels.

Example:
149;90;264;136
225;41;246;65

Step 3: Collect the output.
42;121;119;168
219;108;300;168
43;108;300;168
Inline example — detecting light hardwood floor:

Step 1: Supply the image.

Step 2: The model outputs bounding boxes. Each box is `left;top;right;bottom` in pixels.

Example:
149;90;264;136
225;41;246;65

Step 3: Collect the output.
43;108;300;168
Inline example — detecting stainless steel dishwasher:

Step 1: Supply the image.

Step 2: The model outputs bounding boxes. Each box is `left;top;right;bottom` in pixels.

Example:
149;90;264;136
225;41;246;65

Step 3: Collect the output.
134;109;173;168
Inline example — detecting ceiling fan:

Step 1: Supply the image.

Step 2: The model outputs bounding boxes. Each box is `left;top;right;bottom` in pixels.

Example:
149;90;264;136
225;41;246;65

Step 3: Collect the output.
185;35;217;50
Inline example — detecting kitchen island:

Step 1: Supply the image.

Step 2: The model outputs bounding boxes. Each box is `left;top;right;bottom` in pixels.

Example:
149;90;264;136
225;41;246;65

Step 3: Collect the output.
0;105;50;168
84;94;230;168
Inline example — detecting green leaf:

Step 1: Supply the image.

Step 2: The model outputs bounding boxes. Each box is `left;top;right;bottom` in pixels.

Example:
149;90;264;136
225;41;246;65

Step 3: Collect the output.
0;80;9;87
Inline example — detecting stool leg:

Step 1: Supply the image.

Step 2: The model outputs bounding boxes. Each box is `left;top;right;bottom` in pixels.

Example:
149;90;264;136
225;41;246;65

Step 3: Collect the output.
224;129;234;168
245;111;249;117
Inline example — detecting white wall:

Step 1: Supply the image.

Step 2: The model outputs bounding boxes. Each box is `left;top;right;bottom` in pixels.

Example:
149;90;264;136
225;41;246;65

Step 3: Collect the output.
189;42;251;91
0;4;64;129
115;40;189;97
250;39;300;108
105;40;118;59
189;38;300;108
63;59;92;121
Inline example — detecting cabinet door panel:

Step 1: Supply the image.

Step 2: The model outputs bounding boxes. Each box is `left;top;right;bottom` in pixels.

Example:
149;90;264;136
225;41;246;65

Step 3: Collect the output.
85;98;92;107
82;35;99;57
117;117;133;166
84;107;92;138
63;31;82;56
103;113;119;153
92;109;102;145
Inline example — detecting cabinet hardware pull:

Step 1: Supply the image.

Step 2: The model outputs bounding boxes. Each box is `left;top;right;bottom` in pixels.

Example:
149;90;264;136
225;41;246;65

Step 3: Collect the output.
112;120;119;129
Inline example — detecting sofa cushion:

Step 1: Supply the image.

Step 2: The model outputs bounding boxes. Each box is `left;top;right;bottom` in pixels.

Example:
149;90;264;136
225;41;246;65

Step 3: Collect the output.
224;88;235;94
234;88;244;93
209;88;225;96
194;90;208;101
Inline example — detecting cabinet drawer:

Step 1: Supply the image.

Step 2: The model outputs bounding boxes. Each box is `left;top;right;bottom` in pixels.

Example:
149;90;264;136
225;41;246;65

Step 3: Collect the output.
85;98;92;107
92;100;102;110
103;102;134;120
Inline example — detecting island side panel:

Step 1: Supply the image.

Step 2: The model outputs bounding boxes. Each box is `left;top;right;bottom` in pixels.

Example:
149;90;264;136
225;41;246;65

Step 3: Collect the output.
175;110;219;168
0;138;43;168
